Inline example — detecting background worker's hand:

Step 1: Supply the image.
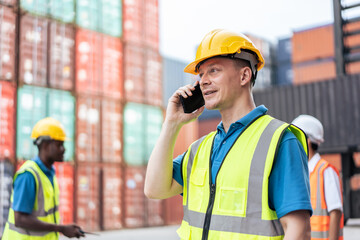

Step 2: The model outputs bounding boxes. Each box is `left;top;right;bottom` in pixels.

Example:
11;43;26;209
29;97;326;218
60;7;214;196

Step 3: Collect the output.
166;82;205;126
60;224;85;238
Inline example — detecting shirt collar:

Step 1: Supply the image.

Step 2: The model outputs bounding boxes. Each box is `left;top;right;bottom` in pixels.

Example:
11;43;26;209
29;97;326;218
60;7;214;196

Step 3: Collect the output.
308;153;321;173
33;156;55;176
217;105;268;132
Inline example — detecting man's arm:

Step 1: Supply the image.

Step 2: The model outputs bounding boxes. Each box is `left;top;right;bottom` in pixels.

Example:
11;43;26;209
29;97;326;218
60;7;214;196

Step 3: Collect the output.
14;212;84;238
144;83;204;199
329;209;342;240
280;210;311;240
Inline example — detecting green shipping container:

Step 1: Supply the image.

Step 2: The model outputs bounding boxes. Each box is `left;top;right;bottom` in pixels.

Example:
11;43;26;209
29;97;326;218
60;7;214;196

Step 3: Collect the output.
20;0;48;17
50;0;75;23
17;86;75;161
76;0;99;32
48;89;75;161
17;86;47;160
124;103;145;165
101;0;122;37
144;105;163;162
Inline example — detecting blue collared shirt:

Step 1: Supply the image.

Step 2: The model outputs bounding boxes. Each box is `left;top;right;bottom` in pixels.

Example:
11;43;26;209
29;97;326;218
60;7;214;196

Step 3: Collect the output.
12;156;56;214
173;105;312;218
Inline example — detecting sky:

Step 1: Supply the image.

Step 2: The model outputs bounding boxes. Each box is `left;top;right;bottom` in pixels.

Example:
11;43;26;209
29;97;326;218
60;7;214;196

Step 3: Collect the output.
159;0;337;63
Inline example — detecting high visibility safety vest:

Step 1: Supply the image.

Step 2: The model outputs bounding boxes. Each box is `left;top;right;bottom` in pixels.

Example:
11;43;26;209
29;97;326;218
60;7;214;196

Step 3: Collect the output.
310;159;344;240
177;115;308;240
2;160;60;240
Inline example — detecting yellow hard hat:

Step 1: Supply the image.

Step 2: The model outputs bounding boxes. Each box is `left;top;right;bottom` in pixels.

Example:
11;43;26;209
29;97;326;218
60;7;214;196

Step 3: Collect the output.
31;117;67;142
184;29;265;76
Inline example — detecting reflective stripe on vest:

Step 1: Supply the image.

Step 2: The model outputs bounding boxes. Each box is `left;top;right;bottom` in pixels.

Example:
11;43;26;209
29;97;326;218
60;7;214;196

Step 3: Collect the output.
183;117;288;238
310;160;344;240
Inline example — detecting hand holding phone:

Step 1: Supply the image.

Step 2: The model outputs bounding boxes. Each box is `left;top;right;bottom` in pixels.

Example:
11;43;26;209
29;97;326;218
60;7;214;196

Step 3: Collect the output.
179;84;205;113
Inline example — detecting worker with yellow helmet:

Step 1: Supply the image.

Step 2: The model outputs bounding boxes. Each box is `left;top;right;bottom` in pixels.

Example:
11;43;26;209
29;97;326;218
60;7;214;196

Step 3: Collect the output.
2;117;84;239
145;29;312;239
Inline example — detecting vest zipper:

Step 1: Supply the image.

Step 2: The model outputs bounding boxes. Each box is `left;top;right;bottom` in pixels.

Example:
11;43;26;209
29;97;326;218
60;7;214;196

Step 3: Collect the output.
202;183;216;240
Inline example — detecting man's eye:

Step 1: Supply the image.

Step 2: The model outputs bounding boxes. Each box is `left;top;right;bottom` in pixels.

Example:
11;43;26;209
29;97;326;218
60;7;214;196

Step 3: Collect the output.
210;68;218;73
199;73;204;78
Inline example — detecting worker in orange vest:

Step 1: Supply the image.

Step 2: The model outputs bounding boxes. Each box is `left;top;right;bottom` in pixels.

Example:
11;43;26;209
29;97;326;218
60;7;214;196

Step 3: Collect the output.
292;115;344;240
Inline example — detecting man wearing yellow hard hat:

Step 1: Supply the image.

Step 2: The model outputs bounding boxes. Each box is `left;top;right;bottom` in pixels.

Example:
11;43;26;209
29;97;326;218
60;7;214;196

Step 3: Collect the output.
2;117;84;239
145;29;312;239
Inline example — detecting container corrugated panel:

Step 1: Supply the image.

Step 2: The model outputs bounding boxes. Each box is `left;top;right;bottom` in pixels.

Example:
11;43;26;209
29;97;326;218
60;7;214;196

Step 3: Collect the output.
293;60;336;84
123;0;143;45
54;162;74;224
174;121;199;157
164;195;183;225
48;89;75;161
124;166;145;228
0;81;15;160
292;24;334;64
347;61;360;75
344;21;360;49
101;0;122;37
102;35;123;100
0;160;14;238
144;0;159;50
20;0;48;16
0;6;16;81
145;48;162;106
76;163;101;231
277;37;292;63
124;44;145;104
76;0;99;32
49;0;75;23
102;165;123;230
146;198;164;227
16;86;47;160
19;15;49;86
49;21;75;90
198;118;220;140
276;62;293;86
102;99;122;163
144;105;163;162
123;102;145;165
76;29;102;95
253;74;360;153
162;57;193;108
76;95;101;162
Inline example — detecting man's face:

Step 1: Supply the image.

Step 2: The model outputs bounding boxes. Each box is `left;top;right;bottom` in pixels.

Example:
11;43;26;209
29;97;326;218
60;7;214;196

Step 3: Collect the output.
47;140;65;162
198;57;243;111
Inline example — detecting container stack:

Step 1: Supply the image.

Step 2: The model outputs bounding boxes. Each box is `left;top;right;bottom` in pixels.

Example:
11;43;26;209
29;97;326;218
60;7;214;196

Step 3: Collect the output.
122;0;164;228
14;0;77;227
292;22;360;84
275;37;293;86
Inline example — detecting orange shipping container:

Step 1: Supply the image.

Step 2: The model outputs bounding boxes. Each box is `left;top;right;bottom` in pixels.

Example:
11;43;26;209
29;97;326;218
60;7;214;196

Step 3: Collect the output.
76;164;101;231
101;99;122;163
48;22;75;90
164;195;183;225
124;44;145;104
293;60;336;85
145;48;162;106
144;0;159;50
292;25;334;64
54;162;74;225
0;6;16;81
102;165;123;230
198;118;220;141
19;15;48;86
76;95;101;162
146;198;164;227
123;0;143;45
124;166;146;228
174;121;199;157
0;81;15;160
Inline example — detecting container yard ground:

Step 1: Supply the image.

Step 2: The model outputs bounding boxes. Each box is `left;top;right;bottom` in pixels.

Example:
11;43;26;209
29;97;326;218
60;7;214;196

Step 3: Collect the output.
60;222;360;240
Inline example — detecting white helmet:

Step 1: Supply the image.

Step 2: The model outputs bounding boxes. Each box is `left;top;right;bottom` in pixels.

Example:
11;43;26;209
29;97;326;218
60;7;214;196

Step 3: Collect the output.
292;115;324;145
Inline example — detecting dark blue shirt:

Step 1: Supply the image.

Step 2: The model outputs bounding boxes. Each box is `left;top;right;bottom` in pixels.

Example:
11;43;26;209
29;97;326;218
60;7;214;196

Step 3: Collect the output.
12;156;56;214
173;105;312;218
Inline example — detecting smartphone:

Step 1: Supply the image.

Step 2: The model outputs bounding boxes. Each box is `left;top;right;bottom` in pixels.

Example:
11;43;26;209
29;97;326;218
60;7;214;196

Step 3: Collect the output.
179;84;205;113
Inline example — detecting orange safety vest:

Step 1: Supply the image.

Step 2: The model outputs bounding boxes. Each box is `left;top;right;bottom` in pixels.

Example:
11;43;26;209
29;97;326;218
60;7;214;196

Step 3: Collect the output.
310;159;344;240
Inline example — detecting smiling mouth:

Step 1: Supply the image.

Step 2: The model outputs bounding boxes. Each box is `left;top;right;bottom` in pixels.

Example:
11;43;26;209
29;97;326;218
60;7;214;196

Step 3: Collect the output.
204;90;216;96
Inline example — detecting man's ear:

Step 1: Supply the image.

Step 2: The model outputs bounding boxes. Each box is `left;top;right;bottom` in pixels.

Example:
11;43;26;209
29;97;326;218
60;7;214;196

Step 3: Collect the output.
240;66;252;86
